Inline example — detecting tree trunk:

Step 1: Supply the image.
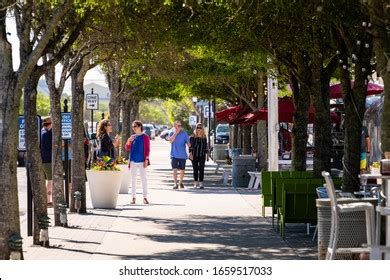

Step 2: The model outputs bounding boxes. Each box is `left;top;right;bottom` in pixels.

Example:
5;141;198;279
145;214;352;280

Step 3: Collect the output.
69;58;89;213
237;126;242;149
106;62;123;160
121;98;131;159
0;82;22;259
336;20;373;192
24;72;51;245
257;74;267;171
0;17;22;258
312;64;332;176
46;63;66;226
291;74;310;171
252;125;257;154
340;47;372;192
242;125;251;154
129;96;140;122
232;124;238;148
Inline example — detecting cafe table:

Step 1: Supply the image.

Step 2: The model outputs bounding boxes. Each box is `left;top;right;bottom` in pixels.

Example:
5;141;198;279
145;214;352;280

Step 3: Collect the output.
360;173;390;259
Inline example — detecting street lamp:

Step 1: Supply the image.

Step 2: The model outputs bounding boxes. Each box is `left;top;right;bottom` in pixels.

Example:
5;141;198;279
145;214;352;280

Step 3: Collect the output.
38;215;51;247
8;233;23;260
74;191;82;213
58;203;68;227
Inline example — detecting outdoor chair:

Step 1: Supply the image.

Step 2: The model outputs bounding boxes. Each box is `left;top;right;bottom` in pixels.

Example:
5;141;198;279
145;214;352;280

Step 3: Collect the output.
322;171;375;260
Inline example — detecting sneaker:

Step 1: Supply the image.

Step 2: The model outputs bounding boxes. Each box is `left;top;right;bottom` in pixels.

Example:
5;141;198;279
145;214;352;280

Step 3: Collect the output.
193;181;198;188
199;182;204;189
179;182;185;189
173;183;179;189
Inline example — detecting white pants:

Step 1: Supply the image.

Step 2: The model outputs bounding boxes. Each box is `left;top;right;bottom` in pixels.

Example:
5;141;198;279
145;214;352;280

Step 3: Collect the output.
130;161;148;198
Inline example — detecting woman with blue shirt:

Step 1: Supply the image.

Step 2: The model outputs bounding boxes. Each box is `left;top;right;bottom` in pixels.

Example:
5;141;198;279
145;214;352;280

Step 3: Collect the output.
125;120;151;204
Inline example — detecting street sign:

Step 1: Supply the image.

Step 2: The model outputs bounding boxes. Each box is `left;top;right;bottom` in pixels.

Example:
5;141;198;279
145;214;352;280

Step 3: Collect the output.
61;112;72;140
18;116;41;151
196;100;209;106
86;94;99;110
189;115;197;126
203;105;214;118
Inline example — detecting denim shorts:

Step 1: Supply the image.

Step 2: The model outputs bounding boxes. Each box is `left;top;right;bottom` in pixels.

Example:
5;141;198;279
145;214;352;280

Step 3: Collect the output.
171;157;186;170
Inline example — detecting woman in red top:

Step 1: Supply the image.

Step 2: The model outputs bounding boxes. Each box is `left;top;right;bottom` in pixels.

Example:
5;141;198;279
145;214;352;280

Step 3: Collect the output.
125;120;151;204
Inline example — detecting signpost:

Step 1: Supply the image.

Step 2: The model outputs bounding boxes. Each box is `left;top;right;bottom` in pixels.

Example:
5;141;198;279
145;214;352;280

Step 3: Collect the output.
18;115;41;237
86;88;99;135
62;100;70;205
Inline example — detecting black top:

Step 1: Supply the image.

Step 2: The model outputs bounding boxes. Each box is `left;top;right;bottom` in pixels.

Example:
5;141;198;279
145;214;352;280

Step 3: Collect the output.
189;136;208;158
41;127;52;163
98;133;115;159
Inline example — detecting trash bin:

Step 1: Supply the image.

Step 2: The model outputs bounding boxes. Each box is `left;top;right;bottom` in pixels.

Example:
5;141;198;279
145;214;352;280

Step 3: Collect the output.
316;198;377;260
213;144;228;160
229;148;242;158
232;155;256;188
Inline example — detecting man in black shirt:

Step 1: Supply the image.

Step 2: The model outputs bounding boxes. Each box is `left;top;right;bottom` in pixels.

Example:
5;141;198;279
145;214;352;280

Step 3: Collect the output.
41;116;53;206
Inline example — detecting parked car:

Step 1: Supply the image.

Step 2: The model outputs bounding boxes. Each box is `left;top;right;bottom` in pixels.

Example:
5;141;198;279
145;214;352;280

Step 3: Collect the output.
160;128;172;140
215;123;230;144
144;124;156;140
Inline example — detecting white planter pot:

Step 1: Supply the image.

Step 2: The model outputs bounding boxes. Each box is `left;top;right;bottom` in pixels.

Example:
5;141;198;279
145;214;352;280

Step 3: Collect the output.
86;170;123;209
118;164;131;194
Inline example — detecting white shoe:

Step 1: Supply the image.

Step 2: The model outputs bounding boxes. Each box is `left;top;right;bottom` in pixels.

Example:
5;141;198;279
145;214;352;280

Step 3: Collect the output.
199;182;204;189
193;181;198;188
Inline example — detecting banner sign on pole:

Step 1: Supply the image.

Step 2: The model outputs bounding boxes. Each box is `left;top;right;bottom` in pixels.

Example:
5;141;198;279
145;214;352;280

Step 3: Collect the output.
18;116;41;151
86;94;99;110
189;115;197;126
61;112;72;140
203;105;214;118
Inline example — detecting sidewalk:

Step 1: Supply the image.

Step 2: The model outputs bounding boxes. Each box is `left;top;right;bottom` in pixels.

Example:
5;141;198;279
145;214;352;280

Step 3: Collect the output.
20;139;317;260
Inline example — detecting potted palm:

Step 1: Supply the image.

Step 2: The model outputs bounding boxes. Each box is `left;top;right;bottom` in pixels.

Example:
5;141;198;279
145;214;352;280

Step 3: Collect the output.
116;157;131;194
86;156;122;208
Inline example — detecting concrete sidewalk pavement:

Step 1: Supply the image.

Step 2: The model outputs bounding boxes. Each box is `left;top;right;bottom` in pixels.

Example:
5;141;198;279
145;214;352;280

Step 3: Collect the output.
20;139;317;260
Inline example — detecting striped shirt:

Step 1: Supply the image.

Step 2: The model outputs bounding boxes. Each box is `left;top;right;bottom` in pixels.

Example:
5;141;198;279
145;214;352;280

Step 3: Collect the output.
189;136;208;158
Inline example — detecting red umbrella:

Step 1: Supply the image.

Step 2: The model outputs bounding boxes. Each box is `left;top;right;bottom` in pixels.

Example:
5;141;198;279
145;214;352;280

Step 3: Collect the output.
215;105;251;124
241;97;340;124
329;82;384;99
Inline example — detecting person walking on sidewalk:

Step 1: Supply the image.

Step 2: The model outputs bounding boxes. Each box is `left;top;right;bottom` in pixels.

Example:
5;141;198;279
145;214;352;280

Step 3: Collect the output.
41;116;53;207
168;121;190;189
125;120;150;204
189;123;209;189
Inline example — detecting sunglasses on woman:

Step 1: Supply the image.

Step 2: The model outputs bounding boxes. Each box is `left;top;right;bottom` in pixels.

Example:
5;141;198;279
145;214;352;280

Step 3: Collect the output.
196;126;202;129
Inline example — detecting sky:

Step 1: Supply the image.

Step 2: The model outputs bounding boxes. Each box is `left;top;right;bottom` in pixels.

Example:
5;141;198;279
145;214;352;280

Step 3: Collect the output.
5;15;108;90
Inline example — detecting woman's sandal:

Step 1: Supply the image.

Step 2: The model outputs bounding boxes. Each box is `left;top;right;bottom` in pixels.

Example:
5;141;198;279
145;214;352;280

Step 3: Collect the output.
143;198;149;204
131;198;136;204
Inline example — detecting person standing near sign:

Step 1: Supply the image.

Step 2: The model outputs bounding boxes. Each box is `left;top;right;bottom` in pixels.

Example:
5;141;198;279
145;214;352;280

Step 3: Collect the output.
41;116;53;207
96;119;119;160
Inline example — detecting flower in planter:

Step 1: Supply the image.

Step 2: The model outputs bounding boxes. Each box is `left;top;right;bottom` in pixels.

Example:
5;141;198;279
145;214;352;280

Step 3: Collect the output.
371;161;380;169
92;156;120;171
116;157;129;165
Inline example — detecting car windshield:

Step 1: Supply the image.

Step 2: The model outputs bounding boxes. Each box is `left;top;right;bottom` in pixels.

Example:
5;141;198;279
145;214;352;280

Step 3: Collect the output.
144;127;151;131
217;125;229;133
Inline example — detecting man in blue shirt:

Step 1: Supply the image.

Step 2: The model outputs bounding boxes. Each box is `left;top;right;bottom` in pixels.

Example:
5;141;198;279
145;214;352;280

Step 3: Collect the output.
168;121;190;189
